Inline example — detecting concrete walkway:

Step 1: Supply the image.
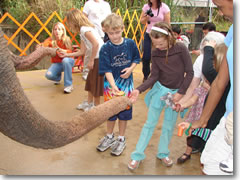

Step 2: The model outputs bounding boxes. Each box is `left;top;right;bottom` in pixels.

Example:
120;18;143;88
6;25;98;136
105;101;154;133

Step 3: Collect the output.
0;64;202;175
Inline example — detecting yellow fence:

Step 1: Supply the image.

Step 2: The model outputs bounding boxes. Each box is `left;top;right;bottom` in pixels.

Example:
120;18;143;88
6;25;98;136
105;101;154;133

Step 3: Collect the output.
0;9;146;58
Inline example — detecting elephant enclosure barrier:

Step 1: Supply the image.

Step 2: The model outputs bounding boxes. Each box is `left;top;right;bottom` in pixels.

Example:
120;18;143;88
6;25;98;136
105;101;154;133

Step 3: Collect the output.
0;9;146;58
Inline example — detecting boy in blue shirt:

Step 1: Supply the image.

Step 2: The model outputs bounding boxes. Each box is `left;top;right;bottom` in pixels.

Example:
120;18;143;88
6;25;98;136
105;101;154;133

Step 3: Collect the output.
97;13;140;156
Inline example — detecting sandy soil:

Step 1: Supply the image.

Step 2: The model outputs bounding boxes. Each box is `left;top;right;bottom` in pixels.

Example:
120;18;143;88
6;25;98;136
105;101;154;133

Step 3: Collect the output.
0;64;202;175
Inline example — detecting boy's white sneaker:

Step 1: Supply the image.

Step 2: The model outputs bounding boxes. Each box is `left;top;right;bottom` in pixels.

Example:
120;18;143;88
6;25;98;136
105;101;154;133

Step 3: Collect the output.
97;135;115;152
111;138;126;156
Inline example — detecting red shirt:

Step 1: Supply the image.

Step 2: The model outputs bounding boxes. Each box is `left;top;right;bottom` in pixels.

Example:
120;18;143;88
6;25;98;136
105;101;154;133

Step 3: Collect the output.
42;37;72;63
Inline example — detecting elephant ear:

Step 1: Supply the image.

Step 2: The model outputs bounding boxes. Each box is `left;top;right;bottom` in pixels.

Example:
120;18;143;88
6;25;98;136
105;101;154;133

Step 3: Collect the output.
0;27;132;149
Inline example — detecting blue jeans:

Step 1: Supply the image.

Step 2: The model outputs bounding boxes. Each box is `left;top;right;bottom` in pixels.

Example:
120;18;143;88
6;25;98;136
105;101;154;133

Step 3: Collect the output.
131;82;179;161
45;57;75;87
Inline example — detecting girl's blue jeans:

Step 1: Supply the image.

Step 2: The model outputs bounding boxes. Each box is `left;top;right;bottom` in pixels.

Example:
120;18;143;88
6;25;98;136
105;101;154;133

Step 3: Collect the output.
45;57;75;87
131;81;179;160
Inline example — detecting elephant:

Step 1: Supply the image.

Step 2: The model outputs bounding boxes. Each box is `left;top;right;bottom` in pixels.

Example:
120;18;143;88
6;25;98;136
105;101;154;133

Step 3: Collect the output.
0;27;131;149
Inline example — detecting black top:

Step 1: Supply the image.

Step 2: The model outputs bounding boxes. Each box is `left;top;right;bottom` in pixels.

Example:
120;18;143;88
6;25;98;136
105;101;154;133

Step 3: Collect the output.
202;46;218;84
137;42;193;94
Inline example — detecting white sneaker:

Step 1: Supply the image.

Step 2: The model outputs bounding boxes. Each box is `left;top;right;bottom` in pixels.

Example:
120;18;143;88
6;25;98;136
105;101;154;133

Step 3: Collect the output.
97;135;115;152
63;85;73;94
219;153;233;173
111;138;126;156
82;73;88;81
84;102;95;111
54;81;60;85
76;101;89;110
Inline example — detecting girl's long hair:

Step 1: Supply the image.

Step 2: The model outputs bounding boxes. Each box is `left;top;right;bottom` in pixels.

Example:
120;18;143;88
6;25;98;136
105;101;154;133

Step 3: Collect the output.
51;22;72;50
150;22;176;63
66;9;94;34
214;43;227;72
148;0;162;15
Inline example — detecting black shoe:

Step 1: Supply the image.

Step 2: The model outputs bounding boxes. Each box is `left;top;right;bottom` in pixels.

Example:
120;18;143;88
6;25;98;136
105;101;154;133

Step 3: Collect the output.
177;153;191;164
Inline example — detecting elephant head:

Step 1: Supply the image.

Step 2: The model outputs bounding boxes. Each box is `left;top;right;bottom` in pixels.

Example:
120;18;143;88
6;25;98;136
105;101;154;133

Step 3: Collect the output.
0;27;131;149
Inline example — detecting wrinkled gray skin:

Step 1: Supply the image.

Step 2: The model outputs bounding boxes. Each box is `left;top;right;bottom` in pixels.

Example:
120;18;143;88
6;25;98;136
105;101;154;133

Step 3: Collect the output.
0;27;131;149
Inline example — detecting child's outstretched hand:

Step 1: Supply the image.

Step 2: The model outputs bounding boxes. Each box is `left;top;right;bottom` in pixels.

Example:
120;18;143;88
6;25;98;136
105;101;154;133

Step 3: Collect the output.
178;122;190;130
178;122;193;136
129;89;140;104
173;103;181;112
58;49;68;58
120;67;132;79
172;92;183;104
111;85;120;95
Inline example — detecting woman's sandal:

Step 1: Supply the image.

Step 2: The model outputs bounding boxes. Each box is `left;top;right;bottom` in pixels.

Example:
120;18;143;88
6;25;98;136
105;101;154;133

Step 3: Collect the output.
177;153;191;164
160;157;173;167
128;159;141;170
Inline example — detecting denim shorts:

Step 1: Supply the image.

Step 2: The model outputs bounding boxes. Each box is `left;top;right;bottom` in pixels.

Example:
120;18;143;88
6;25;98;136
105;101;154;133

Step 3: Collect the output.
109;107;132;121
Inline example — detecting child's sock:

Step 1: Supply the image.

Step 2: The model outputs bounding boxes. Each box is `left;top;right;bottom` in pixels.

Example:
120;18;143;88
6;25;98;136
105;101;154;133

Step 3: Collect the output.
118;135;125;142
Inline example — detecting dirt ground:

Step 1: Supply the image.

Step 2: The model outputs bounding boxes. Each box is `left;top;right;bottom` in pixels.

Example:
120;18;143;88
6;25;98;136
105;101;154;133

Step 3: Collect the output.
0;63;203;175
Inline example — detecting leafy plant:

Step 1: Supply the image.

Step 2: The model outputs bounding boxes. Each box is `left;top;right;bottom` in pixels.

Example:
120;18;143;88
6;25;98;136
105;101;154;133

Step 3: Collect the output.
2;0;31;23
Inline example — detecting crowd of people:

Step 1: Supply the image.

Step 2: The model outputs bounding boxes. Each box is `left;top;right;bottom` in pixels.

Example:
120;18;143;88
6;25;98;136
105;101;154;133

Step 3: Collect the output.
37;0;233;175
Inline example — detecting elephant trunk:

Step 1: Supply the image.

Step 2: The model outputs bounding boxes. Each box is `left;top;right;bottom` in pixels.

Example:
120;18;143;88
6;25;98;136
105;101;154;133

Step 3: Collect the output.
0;91;131;149
13;46;57;70
0;27;132;149
0;28;56;70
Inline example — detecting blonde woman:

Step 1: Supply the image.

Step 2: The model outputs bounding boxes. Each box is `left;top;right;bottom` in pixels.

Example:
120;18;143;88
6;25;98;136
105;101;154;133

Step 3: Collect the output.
40;22;74;93
59;9;104;110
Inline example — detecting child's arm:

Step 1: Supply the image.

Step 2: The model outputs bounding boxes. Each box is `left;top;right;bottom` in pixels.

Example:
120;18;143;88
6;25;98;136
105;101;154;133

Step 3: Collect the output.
129;89;140;104
84;31;99;70
178;77;201;105
180;94;199;109
176;46;194;100
58;42;86;58
105;72;120;94
120;63;137;79
202;40;218;84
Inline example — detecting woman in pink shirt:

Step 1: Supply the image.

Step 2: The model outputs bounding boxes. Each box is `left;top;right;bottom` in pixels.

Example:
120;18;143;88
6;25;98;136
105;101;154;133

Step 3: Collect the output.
140;0;170;82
